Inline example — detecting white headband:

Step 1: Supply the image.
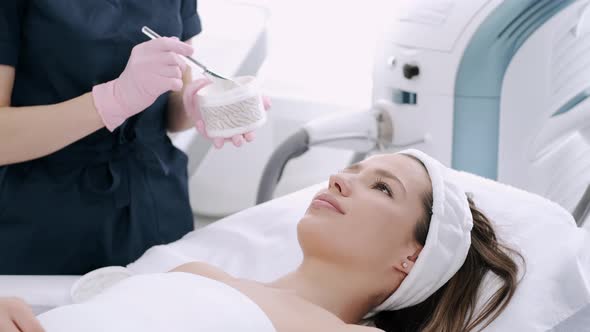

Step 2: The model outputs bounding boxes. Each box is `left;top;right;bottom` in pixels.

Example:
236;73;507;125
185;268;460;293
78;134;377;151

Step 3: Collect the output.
369;149;473;314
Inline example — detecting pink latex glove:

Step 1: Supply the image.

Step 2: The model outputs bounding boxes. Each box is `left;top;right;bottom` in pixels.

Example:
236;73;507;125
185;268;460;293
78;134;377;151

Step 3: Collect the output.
182;78;272;149
92;37;194;131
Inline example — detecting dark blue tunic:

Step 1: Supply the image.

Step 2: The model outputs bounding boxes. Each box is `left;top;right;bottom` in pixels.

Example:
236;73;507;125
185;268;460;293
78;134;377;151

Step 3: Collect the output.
0;0;202;274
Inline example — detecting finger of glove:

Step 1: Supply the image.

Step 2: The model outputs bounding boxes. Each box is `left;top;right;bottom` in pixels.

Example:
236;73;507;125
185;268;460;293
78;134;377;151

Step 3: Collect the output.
158;52;187;72
231;135;243;147
145;37;194;57
156;66;183;79
243;131;256;142
262;96;272;111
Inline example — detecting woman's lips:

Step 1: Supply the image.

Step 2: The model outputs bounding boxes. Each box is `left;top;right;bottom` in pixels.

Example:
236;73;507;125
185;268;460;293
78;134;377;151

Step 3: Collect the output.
311;193;345;215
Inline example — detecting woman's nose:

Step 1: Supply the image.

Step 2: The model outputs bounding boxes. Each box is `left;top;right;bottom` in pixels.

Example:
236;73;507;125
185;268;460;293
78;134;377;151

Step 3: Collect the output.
329;173;352;197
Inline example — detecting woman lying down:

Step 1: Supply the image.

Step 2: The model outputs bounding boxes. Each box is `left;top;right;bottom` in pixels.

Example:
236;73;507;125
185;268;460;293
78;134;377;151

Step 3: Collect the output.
39;150;523;332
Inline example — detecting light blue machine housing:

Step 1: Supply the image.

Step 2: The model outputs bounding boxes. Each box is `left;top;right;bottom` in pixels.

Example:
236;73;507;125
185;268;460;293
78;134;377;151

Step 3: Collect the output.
453;0;576;179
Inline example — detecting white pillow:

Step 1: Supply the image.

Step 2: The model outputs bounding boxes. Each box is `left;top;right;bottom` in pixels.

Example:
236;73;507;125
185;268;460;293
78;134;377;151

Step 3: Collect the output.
447;171;590;331
128;171;590;331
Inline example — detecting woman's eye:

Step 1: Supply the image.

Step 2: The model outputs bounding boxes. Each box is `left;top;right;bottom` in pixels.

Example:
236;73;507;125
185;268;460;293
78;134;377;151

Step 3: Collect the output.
372;181;393;198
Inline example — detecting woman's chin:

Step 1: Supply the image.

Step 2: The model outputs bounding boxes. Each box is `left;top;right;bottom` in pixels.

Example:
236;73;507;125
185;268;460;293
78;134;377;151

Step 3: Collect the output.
300;210;329;225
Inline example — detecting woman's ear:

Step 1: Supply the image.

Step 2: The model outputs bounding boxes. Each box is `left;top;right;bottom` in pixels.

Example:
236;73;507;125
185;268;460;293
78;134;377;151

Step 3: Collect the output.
407;247;422;263
397;247;423;275
393;246;423;277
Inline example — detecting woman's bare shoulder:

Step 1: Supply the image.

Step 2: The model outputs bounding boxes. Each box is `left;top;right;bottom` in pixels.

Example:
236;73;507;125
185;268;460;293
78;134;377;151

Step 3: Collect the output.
169;262;234;282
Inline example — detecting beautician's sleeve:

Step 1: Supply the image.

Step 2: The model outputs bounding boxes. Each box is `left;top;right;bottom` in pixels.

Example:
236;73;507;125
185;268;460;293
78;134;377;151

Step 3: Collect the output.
181;0;202;41
0;0;26;67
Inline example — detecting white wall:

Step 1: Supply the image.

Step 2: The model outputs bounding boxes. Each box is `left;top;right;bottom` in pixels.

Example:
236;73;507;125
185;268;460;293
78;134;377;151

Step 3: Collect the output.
255;0;397;107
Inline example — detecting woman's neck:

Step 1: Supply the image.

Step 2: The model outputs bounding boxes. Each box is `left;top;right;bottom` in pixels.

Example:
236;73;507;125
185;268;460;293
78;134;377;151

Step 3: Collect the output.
265;258;380;324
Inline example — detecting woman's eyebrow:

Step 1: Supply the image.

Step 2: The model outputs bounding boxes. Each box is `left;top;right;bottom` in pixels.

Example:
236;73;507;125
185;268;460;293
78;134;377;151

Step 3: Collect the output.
344;163;407;195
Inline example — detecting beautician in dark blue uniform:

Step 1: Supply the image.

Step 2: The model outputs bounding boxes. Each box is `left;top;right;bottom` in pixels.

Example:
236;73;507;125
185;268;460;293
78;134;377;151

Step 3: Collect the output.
0;1;262;275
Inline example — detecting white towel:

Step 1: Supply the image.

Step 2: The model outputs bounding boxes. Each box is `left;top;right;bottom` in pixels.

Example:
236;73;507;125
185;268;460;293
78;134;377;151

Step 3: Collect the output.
38;272;276;332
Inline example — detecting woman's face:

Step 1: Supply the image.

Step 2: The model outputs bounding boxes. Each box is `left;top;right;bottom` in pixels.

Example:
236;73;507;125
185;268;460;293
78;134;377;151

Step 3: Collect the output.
298;153;432;275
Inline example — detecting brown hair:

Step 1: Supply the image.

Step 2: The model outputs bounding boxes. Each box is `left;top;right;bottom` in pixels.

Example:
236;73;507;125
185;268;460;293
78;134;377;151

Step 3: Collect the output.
374;171;523;331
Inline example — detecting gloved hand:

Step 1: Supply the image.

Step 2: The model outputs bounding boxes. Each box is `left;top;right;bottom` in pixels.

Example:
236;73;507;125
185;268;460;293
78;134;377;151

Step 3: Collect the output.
0;297;44;332
182;78;272;148
92;37;194;131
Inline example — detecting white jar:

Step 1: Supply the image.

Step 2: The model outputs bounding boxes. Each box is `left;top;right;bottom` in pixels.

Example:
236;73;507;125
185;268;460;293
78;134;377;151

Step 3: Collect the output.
197;76;267;138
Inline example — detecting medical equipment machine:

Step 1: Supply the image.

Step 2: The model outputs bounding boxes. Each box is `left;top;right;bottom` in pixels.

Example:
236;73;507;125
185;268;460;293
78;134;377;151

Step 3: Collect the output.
257;0;590;227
